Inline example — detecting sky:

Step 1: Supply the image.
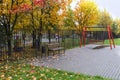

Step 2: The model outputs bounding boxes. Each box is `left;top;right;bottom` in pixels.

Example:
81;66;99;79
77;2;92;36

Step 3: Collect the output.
95;0;120;19
71;0;120;19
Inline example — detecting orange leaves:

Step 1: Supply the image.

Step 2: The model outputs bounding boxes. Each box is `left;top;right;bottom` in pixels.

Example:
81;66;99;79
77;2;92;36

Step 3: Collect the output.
30;69;35;74
9;3;32;14
33;0;45;7
9;6;18;14
19;3;32;12
0;0;45;14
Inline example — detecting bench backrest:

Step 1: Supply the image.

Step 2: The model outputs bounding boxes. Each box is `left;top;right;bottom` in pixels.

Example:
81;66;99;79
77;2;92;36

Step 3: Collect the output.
47;43;60;49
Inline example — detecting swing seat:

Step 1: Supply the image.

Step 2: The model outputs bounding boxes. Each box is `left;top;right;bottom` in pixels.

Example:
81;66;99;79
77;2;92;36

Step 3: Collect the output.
89;39;104;44
92;45;109;49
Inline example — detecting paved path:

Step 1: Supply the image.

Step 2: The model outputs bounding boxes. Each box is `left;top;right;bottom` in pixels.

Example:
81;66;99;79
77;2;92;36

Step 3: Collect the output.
31;44;120;80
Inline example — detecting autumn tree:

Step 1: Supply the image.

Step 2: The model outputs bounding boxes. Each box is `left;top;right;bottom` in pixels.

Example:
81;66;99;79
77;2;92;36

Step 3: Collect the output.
112;18;120;35
64;6;75;29
44;0;62;43
74;0;99;32
63;6;76;46
26;0;63;49
0;0;27;55
58;0;73;29
0;0;48;54
27;0;44;48
97;10;112;27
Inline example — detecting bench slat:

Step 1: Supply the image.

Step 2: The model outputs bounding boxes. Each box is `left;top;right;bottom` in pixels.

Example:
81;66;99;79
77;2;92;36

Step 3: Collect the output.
48;47;64;51
47;43;65;55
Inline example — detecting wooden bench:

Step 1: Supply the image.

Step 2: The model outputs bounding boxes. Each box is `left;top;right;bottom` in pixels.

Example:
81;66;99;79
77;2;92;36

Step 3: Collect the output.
47;43;65;56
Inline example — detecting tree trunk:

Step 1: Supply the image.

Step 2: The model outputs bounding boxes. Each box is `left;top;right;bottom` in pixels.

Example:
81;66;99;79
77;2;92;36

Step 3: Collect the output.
79;33;82;47
37;32;42;51
58;30;60;43
62;30;64;42
32;30;36;48
7;36;12;56
48;29;51;43
72;30;74;47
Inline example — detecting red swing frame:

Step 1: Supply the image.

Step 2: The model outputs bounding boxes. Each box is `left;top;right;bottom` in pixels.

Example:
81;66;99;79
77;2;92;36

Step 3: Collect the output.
80;25;115;49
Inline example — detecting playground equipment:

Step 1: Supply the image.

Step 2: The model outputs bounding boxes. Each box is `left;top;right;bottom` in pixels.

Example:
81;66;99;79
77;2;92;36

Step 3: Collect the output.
80;25;115;49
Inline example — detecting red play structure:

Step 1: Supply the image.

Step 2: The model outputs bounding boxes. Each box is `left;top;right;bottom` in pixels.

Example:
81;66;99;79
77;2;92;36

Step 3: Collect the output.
80;25;115;49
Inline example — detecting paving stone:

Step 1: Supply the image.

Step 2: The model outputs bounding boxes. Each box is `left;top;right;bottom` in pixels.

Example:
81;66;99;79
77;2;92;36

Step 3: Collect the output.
30;44;120;80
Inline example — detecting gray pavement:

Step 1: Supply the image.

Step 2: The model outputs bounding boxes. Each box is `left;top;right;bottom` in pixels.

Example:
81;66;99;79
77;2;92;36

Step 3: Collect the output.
30;44;120;80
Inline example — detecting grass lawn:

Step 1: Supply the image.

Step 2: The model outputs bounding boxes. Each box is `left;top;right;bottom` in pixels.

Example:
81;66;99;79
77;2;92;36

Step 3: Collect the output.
104;38;120;45
0;63;110;80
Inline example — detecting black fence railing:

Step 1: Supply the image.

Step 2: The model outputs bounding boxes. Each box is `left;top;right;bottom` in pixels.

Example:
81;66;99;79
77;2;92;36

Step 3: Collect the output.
0;28;116;64
0;29;80;64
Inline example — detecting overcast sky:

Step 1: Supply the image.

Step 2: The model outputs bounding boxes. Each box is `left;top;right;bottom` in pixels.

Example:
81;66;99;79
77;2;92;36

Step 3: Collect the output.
71;0;120;19
95;0;120;19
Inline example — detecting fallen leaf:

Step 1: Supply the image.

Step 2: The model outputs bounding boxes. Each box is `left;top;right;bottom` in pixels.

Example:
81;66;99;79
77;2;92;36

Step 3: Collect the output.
0;74;4;78
32;76;36;80
30;69;35;74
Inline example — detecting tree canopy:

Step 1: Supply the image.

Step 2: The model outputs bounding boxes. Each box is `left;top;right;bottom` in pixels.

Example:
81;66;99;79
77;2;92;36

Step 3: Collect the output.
1;0;120;55
74;0;99;31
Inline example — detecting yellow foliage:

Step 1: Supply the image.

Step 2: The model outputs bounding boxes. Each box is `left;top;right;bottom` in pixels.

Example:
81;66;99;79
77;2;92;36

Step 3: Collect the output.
98;10;112;27
74;0;99;31
113;18;120;34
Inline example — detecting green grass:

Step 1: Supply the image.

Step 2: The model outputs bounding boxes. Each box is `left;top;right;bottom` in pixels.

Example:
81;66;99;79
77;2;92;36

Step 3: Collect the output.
0;63;111;80
104;38;120;45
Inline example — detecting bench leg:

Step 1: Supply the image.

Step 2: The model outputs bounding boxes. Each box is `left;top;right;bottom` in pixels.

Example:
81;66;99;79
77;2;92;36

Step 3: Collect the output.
48;51;50;56
63;49;65;54
53;51;55;56
58;50;60;54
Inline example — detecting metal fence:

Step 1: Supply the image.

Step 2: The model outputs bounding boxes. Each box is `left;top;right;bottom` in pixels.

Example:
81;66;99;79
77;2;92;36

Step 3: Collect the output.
0;29;81;64
0;28;114;64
